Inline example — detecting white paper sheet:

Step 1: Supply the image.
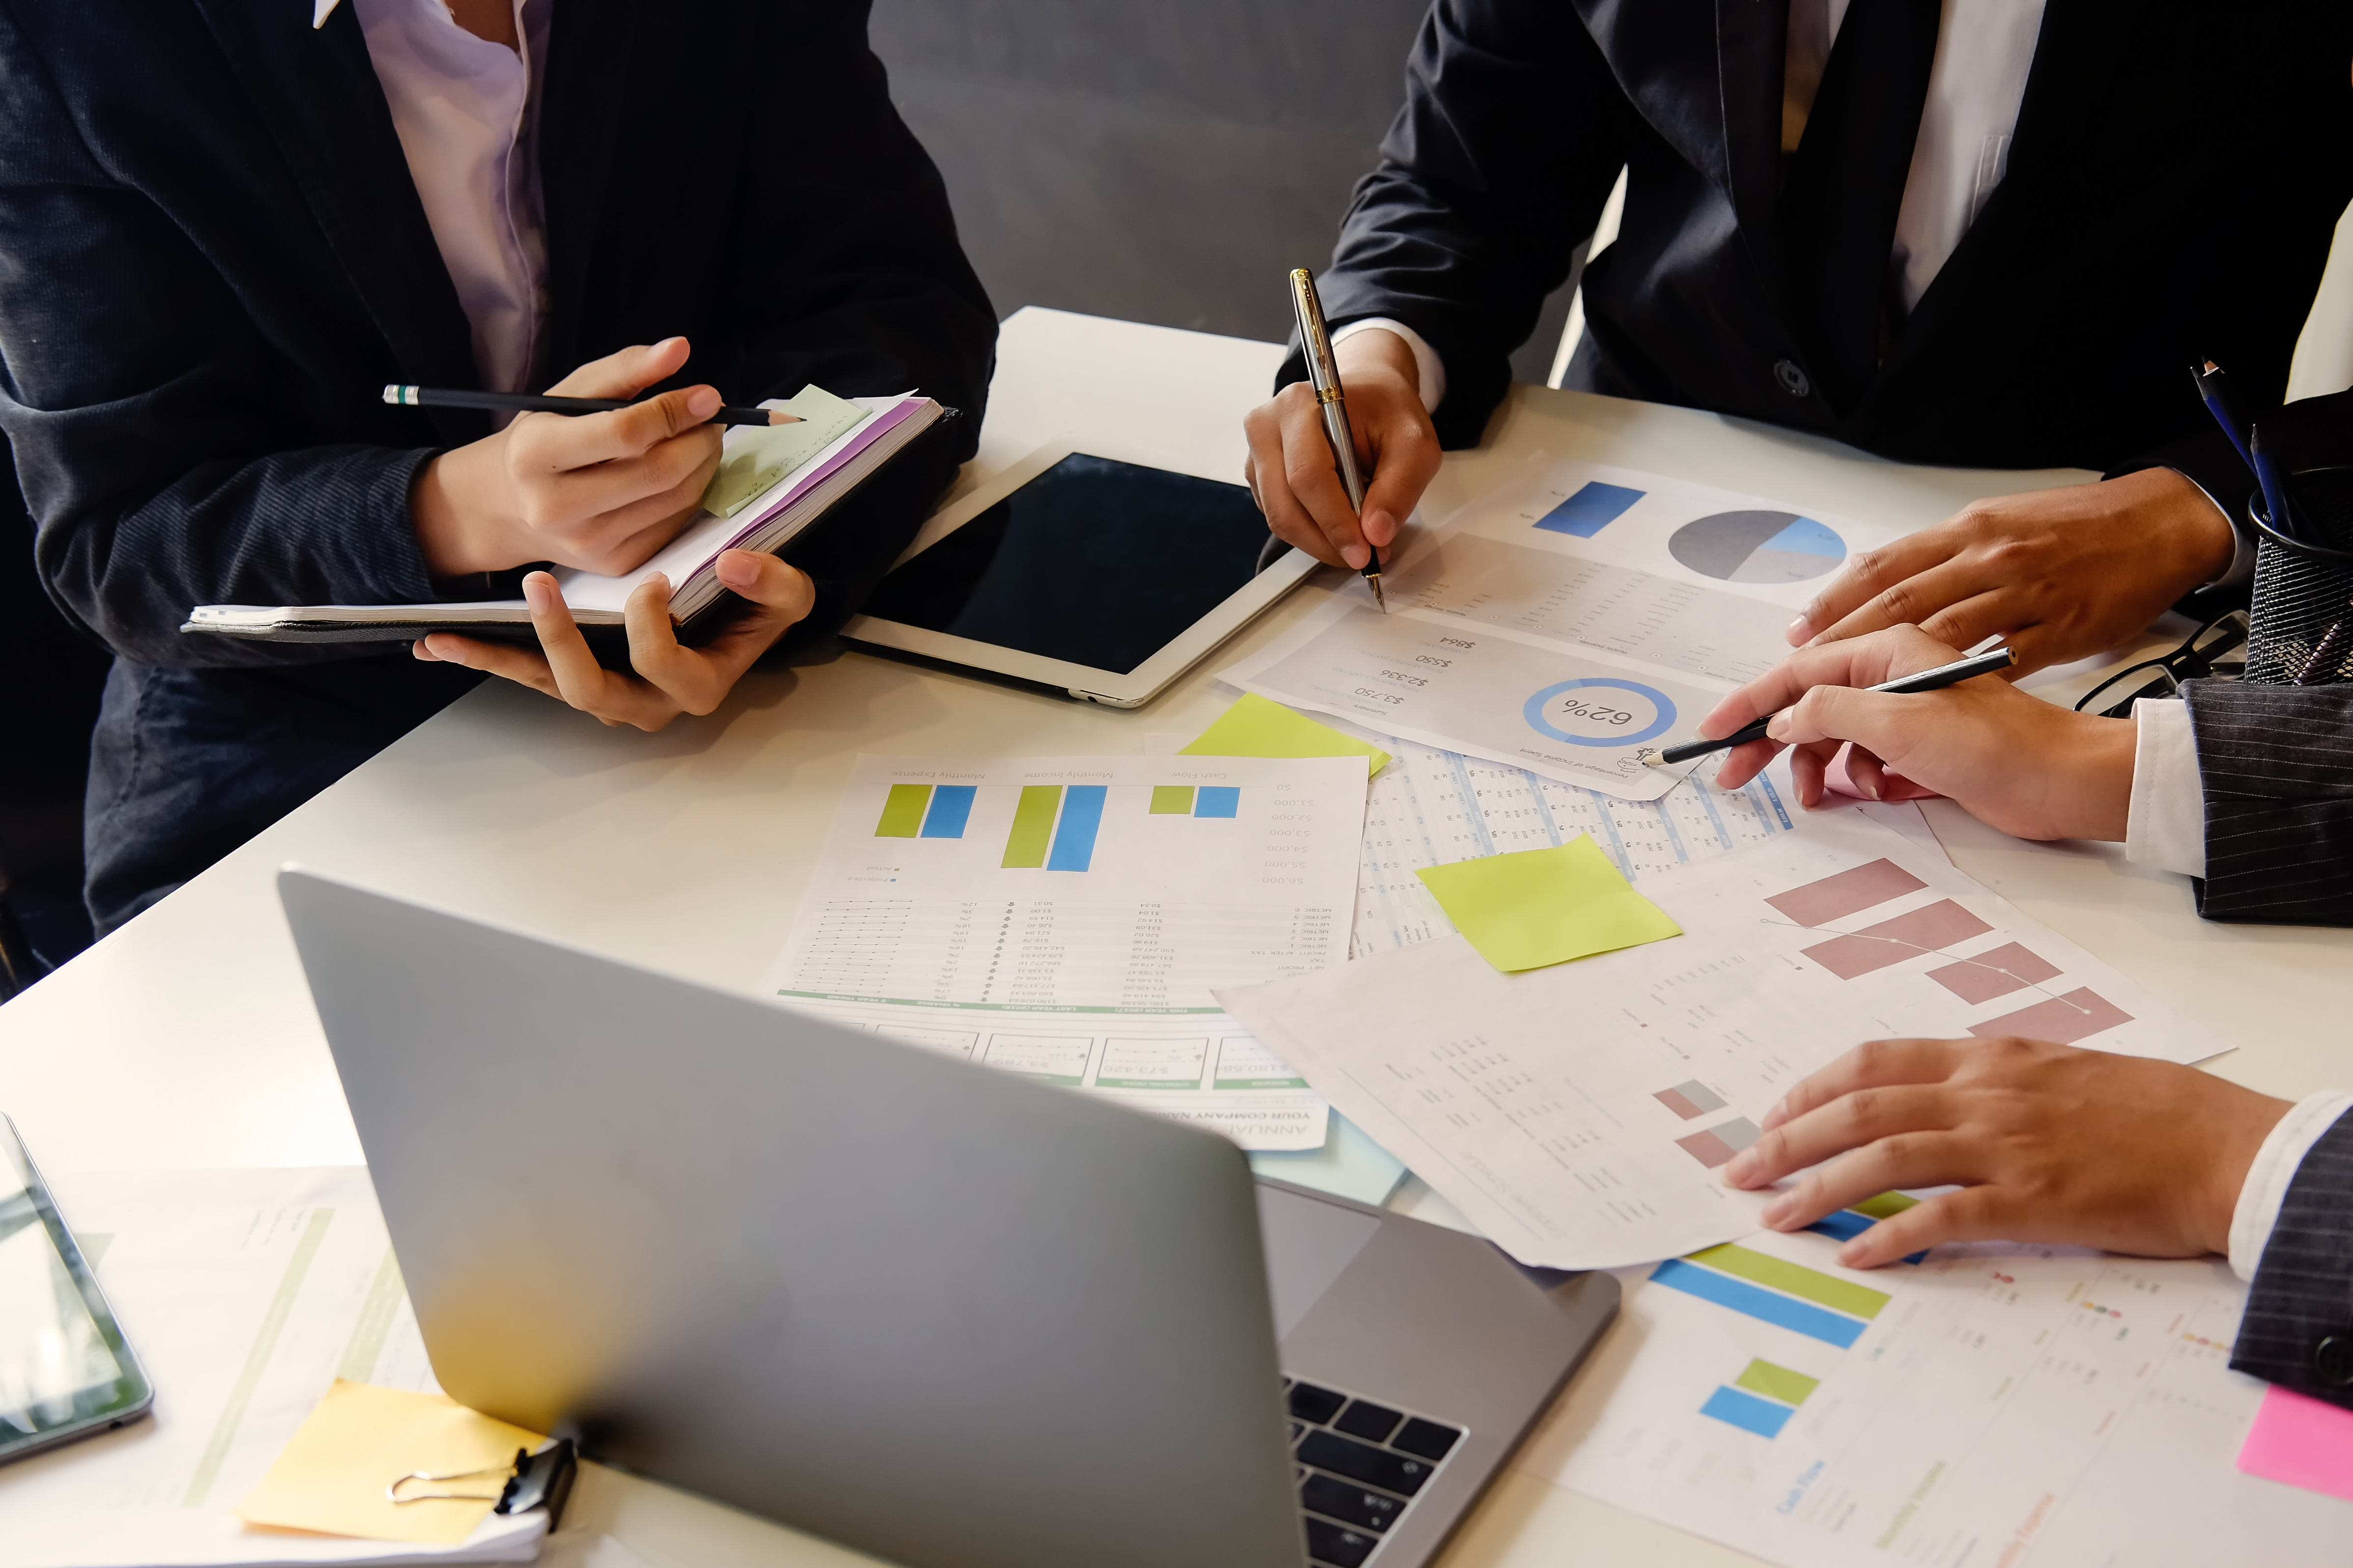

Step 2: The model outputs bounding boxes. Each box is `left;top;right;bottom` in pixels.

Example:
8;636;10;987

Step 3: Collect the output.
766;755;1373;1151
1219;457;1904;800
1518;1227;2350;1567
0;1168;541;1568
1216;812;2234;1268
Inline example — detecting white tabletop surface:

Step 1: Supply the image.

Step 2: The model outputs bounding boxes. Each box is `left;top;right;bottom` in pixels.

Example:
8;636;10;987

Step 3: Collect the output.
3;306;2347;1568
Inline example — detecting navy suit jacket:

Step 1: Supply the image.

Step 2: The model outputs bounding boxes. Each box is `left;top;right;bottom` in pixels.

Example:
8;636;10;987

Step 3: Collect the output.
1293;0;2353;501
0;0;996;670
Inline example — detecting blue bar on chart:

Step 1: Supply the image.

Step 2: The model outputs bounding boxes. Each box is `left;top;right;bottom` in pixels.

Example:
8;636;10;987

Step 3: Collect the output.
1699;1385;1793;1439
1534;480;1645;538
1647;1258;1868;1349
1046;785;1108;871
1804;1205;1929;1264
1194;786;1240;819
920;785;976;839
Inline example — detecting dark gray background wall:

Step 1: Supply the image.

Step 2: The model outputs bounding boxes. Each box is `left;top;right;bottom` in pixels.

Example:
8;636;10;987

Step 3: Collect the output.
867;0;1574;381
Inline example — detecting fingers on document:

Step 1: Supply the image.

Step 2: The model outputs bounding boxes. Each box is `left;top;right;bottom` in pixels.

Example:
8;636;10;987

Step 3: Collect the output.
1797;532;1956;646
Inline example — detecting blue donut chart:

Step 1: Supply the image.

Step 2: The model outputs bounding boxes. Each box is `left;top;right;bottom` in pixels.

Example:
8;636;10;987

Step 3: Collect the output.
1523;678;1678;747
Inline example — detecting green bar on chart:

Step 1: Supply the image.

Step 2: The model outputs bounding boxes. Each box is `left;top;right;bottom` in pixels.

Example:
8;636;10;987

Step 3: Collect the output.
1150;785;1196;815
1851;1190;1919;1220
1685;1243;1890;1321
1735;1359;1819;1407
1003;785;1062;868
875;784;932;838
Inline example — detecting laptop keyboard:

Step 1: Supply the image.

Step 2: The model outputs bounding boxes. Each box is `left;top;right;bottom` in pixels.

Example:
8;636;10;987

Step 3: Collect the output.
1284;1377;1463;1567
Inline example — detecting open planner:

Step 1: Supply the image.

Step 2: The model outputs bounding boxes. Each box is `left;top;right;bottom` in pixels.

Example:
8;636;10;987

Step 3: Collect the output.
182;387;947;647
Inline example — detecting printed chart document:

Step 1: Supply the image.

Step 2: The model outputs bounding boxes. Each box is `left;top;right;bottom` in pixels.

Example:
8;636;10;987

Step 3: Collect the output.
0;1167;541;1568
1516;1225;2349;1567
766;755;1371;1150
1220;458;1902;800
1216;813;2232;1267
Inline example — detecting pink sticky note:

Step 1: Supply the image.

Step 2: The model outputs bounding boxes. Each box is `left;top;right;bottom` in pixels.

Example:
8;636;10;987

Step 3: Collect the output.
2238;1383;2353;1502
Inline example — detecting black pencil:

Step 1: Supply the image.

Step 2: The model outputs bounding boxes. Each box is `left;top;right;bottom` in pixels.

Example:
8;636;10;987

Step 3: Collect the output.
382;385;800;428
1641;646;2017;767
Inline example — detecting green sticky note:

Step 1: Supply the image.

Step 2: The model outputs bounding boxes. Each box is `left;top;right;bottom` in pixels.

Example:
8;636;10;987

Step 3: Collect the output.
1416;836;1681;972
1178;693;1390;776
700;385;873;519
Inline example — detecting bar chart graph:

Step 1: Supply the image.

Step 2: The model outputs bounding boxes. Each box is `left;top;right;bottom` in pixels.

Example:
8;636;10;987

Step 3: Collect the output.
1763;858;2136;1044
770;755;1368;1150
1700;1359;1820;1439
874;783;978;839
1651;1242;1890;1350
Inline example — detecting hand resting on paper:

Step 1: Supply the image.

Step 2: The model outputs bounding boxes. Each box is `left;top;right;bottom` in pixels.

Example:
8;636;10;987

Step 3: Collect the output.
1242;327;1440;570
1720;1036;2290;1269
1781;468;2236;675
1701;625;2136;841
411;336;726;578
412;552;814;730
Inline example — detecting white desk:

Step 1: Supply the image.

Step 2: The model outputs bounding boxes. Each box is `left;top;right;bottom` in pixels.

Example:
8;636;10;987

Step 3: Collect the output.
3;307;2347;1568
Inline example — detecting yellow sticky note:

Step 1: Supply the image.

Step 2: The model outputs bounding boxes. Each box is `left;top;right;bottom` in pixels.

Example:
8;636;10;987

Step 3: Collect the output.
1179;693;1390;776
237;1379;545;1546
1416;836;1681;972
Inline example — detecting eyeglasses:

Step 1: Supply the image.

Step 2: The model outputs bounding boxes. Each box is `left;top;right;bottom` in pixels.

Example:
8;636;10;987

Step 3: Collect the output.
2072;609;2248;719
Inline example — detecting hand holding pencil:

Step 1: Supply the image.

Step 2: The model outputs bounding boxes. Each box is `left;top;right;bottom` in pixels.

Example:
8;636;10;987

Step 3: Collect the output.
410;336;732;580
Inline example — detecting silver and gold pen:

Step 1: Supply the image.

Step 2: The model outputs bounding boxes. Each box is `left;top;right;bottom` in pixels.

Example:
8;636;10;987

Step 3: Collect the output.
1288;268;1386;611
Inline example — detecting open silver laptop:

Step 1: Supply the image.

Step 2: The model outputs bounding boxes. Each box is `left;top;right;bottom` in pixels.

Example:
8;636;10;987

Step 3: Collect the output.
280;870;1616;1568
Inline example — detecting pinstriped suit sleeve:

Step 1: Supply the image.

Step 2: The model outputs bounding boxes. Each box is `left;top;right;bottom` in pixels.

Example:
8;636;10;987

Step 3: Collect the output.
2232;1108;2353;1407
2180;680;2353;925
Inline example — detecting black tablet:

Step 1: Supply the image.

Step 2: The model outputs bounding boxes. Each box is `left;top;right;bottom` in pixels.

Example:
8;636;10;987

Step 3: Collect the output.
0;1114;152;1465
841;444;1316;706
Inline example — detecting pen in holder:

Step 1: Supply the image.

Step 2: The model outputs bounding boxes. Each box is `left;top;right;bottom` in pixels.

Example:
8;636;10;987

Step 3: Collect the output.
2244;464;2353;687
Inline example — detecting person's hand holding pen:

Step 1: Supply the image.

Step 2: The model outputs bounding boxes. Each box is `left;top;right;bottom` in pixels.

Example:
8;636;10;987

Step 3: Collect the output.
1703;624;2137;842
1242;326;1440;575
406;333;816;728
412;335;727;579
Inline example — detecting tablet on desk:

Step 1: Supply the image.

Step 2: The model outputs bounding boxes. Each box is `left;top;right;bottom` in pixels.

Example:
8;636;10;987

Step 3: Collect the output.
841;444;1317;707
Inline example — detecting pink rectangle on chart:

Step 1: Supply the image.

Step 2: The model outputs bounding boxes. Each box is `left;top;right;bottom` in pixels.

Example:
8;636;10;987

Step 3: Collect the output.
1802;901;1995;980
1655;1088;1702;1120
1929;942;2065;1004
1764;858;1927;927
1676;1129;1736;1168
2238;1383;2353;1502
1968;986;2134;1045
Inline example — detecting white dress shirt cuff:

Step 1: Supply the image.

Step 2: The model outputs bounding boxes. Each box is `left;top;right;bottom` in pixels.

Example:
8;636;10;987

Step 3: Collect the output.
1329;318;1447;414
2125;698;2206;878
2228;1090;2353;1281
2167;468;2256;589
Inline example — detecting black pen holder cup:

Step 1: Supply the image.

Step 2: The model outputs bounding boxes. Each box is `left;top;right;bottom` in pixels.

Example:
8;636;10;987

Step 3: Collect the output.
2245;465;2353;687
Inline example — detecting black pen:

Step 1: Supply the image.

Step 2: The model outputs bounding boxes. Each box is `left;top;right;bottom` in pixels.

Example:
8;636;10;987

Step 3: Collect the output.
1640;646;2017;768
2191;359;2256;479
1287;269;1387;611
382;385;801;428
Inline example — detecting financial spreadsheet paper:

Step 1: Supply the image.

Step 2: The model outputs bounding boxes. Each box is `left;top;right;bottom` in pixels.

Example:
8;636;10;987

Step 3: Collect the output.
1515;1228;2345;1568
765;754;1371;1151
1219;456;1903;801
1217;811;2232;1267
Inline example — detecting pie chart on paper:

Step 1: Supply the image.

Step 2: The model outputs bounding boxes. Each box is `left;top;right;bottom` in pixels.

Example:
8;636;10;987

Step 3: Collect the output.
1668;510;1847;584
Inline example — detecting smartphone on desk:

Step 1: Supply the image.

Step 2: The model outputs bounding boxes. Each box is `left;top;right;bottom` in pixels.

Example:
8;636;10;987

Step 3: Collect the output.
0;1114;152;1465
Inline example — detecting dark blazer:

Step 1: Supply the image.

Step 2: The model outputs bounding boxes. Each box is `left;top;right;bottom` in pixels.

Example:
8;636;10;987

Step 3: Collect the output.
2235;1108;2353;1410
0;0;995;668
2184;681;2353;926
0;0;995;930
1290;0;2353;501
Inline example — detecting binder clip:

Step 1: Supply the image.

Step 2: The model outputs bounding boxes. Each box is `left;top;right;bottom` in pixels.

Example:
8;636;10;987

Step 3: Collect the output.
388;1437;577;1525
